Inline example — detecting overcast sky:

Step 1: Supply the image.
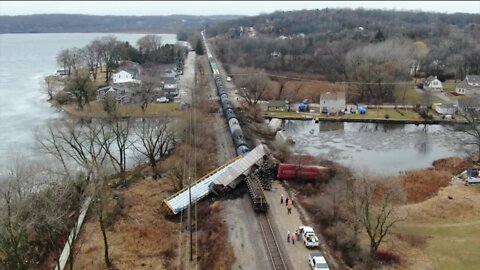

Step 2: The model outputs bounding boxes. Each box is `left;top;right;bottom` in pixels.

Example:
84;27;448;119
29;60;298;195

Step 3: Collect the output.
0;1;479;16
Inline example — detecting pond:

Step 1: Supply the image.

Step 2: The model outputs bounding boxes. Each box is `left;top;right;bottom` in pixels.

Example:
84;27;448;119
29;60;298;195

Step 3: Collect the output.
283;120;469;175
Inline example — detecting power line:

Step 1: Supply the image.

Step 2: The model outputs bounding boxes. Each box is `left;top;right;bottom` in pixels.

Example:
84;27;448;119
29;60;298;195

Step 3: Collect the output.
221;72;460;86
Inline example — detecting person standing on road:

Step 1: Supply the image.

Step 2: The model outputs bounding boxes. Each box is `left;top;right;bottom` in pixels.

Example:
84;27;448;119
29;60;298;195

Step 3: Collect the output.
285;197;289;206
280;193;284;204
287;230;290;243
287;199;292;214
291;233;295;245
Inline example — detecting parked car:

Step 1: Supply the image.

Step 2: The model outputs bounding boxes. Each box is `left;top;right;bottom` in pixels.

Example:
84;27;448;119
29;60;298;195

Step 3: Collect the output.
299;226;320;248
226;76;232;82
156;97;169;103
309;252;329;270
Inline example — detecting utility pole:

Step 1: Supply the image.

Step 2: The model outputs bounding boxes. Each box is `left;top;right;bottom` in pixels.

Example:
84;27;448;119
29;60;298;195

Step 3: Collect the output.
189;175;193;262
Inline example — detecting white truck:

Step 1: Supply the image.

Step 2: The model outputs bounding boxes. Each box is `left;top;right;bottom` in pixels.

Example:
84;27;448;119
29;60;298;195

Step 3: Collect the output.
299;226;320;248
309;252;329;270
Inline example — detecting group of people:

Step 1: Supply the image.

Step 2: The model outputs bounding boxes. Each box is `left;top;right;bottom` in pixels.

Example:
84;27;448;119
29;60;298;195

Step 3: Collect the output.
280;193;294;214
286;228;302;245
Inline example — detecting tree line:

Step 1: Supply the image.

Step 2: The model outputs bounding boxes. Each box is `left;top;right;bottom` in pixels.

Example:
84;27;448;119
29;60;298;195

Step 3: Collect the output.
208;8;480;103
56;35;183;83
0;14;242;34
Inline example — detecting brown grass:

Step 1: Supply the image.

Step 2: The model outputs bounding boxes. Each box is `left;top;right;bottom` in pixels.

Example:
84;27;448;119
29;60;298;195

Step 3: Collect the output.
432;157;469;175
195;202;235;270
62;101;184;119
266;80;350;103
73;179;179;270
397;169;453;204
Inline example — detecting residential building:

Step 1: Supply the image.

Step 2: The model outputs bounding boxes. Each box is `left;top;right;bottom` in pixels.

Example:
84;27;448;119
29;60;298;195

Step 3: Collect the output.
457;97;480;113
162;77;178;97
112;70;140;84
320;92;346;114
96;85;134;103
423;76;443;92
455;75;480;96
267;100;288;111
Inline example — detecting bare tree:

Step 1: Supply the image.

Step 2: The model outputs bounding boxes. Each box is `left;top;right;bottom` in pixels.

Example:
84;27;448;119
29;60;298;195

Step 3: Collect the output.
139;78;157;113
100;118;133;187
456;98;480;155
0;158;85;270
99;36;121;83
137;35;162;56
57;49;72;76
36;119;110;180
44;76;57;101
132;117;177;176
345;38;413;103
237;68;271;106
81;44;100;81
355;178;404;258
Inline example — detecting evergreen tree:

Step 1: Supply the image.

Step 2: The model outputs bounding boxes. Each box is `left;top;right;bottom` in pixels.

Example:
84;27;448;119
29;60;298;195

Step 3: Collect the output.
195;39;204;55
373;29;386;43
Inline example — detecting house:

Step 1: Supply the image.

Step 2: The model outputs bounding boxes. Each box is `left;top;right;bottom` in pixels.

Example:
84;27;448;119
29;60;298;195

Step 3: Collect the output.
267;100;288;111
158;64;177;78
423;76;443;92
457;97;480;113
433;103;456;115
96;85;134;103
320;92;346;114
162;77;178;97
112;70;140;84
455;75;480;96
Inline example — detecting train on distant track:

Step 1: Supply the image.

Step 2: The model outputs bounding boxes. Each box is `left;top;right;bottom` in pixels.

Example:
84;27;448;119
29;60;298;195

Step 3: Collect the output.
202;31;250;157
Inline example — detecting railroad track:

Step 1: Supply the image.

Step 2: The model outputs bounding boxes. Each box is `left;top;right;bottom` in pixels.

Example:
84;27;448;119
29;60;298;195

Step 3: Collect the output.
257;214;288;270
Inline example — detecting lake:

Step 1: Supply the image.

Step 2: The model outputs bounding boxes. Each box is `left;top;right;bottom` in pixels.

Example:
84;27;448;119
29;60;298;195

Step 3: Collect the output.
0;33;176;164
283;120;468;175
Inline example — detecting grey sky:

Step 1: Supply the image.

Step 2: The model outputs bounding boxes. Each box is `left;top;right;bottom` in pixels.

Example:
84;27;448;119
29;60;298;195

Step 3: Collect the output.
0;1;479;16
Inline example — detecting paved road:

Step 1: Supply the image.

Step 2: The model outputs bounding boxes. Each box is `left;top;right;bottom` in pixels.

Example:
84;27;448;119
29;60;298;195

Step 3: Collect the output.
414;87;453;103
176;51;196;105
265;182;339;270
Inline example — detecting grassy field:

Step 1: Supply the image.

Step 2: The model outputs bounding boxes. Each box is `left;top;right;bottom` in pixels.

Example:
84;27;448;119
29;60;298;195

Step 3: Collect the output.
265;108;424;121
396;218;480;270
62;101;183;118
393;86;445;104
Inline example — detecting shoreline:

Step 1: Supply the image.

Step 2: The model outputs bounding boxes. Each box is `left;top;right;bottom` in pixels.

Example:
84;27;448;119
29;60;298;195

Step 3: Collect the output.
264;112;466;125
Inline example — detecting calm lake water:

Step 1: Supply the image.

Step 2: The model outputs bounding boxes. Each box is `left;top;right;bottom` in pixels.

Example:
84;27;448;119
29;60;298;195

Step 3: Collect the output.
283;120;467;175
0;33;176;164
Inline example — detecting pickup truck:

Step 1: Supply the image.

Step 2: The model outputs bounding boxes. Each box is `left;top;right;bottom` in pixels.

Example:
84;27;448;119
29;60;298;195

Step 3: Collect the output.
299;226;320;248
309;252;329;270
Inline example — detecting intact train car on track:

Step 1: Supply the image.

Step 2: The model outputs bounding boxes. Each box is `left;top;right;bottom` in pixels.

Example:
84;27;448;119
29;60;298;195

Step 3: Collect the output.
202;31;250;157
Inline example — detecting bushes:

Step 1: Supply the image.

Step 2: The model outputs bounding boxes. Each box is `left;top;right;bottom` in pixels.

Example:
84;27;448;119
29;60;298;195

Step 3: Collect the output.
376;250;401;265
54;90;73;104
196;202;235;270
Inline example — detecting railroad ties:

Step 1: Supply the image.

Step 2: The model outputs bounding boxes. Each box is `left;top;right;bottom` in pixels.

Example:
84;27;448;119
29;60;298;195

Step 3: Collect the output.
257;214;288;270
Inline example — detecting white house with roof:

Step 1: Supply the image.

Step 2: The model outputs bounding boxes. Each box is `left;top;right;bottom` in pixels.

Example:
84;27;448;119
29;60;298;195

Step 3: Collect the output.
423;76;443;92
320;92;346;114
96;85;134;103
112;70;140;84
455;75;480;96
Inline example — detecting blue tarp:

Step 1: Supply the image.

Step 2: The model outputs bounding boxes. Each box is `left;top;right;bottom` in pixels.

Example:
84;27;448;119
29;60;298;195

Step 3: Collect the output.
298;103;307;112
358;106;367;114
